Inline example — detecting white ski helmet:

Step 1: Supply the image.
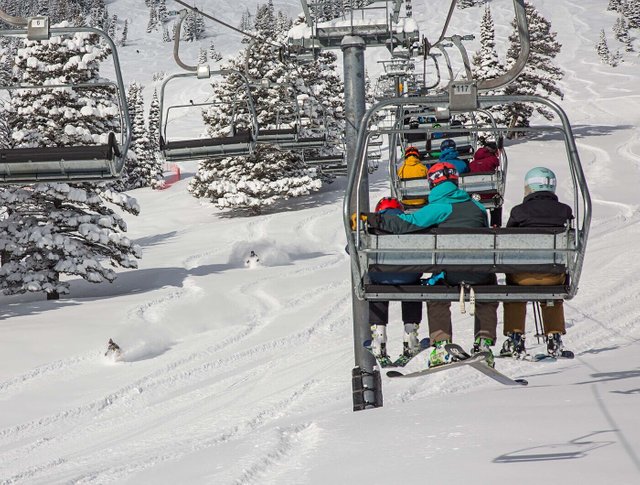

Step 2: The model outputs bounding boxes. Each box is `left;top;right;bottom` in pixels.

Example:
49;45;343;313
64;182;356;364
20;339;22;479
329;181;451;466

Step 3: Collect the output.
524;167;557;193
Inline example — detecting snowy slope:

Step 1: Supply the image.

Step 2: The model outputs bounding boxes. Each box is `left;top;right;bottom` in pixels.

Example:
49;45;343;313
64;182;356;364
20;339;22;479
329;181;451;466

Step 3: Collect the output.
2;1;640;483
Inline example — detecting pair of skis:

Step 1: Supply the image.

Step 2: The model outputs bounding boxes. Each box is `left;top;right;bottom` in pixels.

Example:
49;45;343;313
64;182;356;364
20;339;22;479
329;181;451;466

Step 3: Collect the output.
363;337;431;368
387;343;529;386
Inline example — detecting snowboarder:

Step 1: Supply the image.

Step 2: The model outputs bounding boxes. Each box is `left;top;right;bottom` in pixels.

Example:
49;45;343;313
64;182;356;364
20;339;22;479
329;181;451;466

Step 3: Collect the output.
366;162;499;367
367;197;424;366
245;250;260;268
501;167;574;358
105;338;122;359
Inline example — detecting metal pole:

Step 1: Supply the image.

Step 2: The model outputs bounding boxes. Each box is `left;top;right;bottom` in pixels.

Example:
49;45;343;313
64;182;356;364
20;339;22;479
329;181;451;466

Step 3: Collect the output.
342;35;379;410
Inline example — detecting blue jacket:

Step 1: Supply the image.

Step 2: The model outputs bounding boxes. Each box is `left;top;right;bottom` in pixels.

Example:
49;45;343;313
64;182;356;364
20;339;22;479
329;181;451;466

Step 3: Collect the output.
370;181;487;233
368;182;492;286
439;147;469;174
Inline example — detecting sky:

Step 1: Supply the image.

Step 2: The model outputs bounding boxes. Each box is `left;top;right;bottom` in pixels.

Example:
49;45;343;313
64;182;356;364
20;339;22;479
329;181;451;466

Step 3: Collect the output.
1;1;640;484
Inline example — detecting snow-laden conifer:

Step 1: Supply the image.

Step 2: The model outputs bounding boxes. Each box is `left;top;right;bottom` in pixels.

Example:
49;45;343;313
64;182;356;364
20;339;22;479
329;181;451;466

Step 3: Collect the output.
502;2;563;133
189;3;343;212
472;4;506;125
0;24;142;299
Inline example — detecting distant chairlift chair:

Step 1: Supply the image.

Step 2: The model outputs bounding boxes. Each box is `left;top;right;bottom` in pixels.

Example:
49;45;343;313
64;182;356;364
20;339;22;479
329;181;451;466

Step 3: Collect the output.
0;19;131;183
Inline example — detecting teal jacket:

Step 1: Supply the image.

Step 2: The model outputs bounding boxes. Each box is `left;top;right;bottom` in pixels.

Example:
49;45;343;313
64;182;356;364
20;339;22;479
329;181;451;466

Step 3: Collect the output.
369;181;488;234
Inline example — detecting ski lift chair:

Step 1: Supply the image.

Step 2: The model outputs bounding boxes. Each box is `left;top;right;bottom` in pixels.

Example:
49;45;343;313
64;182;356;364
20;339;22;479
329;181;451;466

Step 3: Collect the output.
0;22;131;183
346;95;591;304
159;70;259;162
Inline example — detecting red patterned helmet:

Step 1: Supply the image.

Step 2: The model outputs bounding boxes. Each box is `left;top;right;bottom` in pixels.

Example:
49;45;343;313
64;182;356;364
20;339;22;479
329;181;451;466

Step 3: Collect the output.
375;197;404;213
427;162;459;189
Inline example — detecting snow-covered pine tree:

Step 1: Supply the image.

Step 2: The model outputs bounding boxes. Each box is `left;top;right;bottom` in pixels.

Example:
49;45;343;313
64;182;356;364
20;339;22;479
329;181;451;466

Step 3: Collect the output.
596;29;612;63
119;83;162;190
198;47;207;65
0;24;141;299
147;5;159;34
209;40;223;62
162;24;171;43
157;0;168;23
457;0;478;9
614;15;634;51
608;0;623;11
622;0;640;28
189;4;338;212
472;3;506;125
107;14;117;40
148;88;161;153
119;19;129;47
502;2;564;133
88;0;108;29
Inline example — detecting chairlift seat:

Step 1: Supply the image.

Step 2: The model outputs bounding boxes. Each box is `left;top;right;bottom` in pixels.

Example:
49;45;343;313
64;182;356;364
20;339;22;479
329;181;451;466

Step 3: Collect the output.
358;226;576;301
257;127;298;144
161;130;254;161
0;132;121;182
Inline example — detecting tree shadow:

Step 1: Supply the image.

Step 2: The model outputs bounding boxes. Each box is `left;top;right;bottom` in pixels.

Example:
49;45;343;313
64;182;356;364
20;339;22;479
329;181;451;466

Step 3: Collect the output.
493;430;615;463
502;124;635;146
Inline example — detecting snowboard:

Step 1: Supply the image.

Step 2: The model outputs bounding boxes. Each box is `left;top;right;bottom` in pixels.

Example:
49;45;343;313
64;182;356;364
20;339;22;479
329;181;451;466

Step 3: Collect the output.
364;337;431;368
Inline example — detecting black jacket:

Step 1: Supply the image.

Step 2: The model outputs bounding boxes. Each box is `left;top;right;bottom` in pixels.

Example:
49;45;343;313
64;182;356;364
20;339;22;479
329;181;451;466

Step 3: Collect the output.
507;191;573;228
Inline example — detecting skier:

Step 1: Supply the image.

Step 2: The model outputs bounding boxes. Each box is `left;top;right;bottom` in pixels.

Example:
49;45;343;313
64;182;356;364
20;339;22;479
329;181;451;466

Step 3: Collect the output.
469;140;502;227
397;149;429;207
469;140;499;173
501;167;574;358
366;162;499;367
245;250;260;268
438;139;469;175
367;197;424;366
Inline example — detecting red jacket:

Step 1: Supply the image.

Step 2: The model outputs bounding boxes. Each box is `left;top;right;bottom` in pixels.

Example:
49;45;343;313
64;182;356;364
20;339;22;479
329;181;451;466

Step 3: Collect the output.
469;147;499;173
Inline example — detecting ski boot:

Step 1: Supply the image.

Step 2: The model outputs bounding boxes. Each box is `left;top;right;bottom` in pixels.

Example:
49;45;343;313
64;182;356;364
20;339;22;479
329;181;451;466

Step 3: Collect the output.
428;340;453;368
546;332;571;358
393;323;421;367
370;325;393;367
472;337;495;368
500;332;527;359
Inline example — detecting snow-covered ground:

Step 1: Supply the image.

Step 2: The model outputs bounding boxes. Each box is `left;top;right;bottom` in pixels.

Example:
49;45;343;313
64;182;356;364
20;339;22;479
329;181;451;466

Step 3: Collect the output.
1;1;640;483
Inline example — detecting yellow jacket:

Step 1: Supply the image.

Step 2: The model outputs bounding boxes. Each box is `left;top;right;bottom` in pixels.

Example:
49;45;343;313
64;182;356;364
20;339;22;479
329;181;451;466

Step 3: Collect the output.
397;155;428;206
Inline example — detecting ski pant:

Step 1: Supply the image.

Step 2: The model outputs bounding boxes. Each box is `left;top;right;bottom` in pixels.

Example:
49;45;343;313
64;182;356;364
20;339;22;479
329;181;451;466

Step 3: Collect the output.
503;273;566;335
369;301;422;326
427;301;499;343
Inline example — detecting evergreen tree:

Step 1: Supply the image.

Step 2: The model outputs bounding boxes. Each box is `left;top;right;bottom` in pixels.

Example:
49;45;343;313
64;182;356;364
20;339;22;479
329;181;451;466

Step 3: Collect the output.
148;89;161;153
614;15;634;52
119;19;129;47
198;47;207;65
107;14;117;40
1;24;141;298
503;2;564;132
162;24;172;42
596;29;612;63
119;83;162;190
157;0;168;23
457;0;479;9
189;4;342;212
209;40;223;62
472;4;506;124
608;0;623;12
147;6;159;34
